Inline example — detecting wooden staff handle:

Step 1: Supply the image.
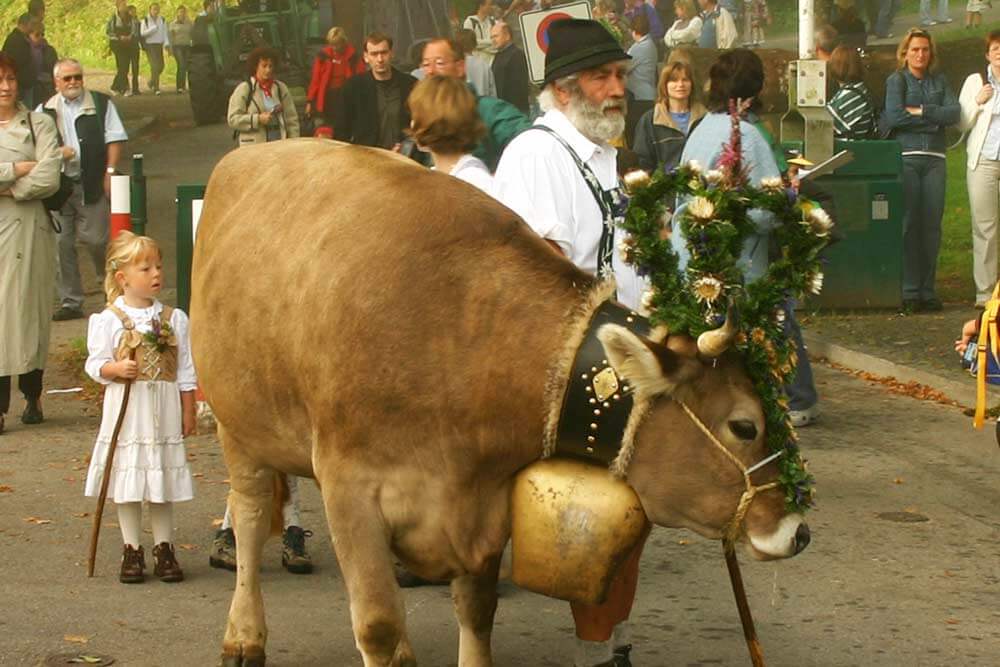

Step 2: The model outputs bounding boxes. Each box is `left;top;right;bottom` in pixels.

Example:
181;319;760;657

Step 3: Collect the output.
87;350;136;577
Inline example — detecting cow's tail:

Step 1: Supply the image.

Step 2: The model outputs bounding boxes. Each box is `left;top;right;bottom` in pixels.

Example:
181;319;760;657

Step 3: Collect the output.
271;472;289;537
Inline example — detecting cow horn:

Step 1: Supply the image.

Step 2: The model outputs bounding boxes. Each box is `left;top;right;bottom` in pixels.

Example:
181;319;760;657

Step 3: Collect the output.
697;306;738;359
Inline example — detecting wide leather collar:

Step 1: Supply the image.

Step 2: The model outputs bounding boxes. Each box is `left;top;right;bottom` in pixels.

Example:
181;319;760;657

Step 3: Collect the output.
554;301;651;466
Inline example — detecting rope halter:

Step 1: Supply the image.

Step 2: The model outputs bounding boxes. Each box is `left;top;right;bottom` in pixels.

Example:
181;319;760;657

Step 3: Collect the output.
677;401;782;551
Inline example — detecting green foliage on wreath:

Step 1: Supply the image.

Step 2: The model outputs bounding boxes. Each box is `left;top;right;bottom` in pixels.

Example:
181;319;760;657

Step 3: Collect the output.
619;129;831;513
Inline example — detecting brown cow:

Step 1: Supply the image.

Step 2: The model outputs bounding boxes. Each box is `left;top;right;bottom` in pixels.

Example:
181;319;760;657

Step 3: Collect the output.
191;139;809;667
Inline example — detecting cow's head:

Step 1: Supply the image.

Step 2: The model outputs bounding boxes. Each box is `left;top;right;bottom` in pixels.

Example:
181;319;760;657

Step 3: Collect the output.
597;323;810;561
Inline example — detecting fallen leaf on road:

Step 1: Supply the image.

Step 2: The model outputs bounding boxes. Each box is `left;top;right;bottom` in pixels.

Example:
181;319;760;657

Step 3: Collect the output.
63;634;89;644
68;656;104;664
63;476;77;482
677;539;689;545
945;619;960;625
177;543;198;551
24;517;52;525
211;518;224;527
0;485;13;493
192;472;204;478
73;512;90;518
893;478;904;484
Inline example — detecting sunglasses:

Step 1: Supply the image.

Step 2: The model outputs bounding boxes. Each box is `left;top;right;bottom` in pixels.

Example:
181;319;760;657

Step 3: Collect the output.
60;74;83;82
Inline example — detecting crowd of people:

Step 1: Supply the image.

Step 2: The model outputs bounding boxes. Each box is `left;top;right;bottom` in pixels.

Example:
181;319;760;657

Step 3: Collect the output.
2;1;1000;664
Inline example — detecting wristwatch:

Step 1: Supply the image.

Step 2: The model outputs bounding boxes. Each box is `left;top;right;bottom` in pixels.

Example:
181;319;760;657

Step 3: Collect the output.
106;167;116;174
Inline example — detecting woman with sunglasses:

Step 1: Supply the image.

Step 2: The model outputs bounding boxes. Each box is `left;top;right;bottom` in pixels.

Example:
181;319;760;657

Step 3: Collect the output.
880;28;960;313
0;52;62;435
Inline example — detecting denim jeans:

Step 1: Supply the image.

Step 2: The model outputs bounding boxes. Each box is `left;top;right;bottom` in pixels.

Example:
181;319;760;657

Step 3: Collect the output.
901;154;947;301
875;0;900;36
784;301;818;411
920;0;949;22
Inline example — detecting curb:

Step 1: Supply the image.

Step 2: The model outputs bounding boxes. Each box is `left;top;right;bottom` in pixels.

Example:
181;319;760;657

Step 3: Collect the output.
803;332;979;409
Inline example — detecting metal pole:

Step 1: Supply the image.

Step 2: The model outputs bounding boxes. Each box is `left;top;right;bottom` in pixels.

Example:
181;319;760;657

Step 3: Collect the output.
799;0;815;59
130;154;147;237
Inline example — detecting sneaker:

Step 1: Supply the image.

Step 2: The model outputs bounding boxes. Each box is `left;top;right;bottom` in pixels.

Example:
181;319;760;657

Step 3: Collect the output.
152;542;184;582
920;20;938;26
281;526;313;574
120;544;145;583
52;306;85;321
612;644;633;667
920;297;943;312
900;299;920;315
154;89;161;96
209;527;237;571
124;91;133;97
21;399;42;425
939;17;953;23
789;404;820;428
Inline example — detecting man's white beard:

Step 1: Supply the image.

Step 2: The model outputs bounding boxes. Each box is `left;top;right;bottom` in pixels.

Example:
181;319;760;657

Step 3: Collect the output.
565;90;626;144
62;87;83;100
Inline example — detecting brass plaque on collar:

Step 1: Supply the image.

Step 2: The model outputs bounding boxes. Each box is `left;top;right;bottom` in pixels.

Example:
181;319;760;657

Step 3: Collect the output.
592;368;619;402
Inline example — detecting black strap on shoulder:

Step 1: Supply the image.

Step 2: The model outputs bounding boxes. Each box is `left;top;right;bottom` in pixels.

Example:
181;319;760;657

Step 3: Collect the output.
24;112;63;234
527;124;618;279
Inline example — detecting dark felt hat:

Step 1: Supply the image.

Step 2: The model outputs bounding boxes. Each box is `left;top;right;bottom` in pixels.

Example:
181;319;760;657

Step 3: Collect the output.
543;18;630;85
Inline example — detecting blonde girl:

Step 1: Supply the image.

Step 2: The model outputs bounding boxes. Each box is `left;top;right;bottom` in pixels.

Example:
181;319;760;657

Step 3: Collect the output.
83;232;196;584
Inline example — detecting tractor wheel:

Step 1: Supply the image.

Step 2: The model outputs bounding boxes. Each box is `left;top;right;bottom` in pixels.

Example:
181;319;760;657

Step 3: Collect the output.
188;51;224;126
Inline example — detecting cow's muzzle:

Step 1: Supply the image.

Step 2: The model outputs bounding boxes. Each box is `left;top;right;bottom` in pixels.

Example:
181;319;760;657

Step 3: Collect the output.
747;514;810;559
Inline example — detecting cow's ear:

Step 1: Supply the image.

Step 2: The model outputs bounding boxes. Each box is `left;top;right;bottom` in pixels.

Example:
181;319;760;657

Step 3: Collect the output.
597;324;699;396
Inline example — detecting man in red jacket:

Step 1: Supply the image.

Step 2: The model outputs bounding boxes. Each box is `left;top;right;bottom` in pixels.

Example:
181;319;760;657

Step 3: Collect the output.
305;26;365;131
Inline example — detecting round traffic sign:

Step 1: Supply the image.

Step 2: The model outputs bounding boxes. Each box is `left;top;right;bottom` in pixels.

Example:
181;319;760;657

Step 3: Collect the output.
536;12;572;52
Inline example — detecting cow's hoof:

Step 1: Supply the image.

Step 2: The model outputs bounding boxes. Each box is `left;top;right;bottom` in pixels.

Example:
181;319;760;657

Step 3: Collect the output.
220;649;265;667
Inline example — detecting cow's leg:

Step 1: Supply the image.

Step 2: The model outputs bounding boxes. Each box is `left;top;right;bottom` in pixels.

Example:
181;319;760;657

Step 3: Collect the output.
451;557;500;667
319;483;416;667
221;434;275;667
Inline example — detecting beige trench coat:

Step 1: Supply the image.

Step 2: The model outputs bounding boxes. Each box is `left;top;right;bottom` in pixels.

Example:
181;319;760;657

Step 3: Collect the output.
226;78;300;147
0;106;62;377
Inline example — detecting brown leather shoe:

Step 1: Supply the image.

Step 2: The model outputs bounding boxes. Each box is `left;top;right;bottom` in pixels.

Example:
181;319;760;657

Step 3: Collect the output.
120;544;145;583
152;542;184;582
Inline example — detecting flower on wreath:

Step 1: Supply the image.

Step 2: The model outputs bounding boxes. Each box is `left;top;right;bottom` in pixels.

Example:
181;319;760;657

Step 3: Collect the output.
641;289;656;311
801;206;834;238
143;317;176;353
687;196;715;222
618;237;636;263
775;308;787;325
808;271;824;295
704;169;724;185
623;169;652;194
691;275;724;305
687;159;703;175
750;327;766;344
760;176;784;190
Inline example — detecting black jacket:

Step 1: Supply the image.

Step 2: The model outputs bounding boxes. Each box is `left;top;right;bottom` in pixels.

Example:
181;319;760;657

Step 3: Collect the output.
2;29;34;101
491;42;530;115
334;69;416;148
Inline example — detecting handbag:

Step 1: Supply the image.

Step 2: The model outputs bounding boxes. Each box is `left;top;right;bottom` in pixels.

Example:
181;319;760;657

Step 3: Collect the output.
26;112;74;213
972;282;1000;429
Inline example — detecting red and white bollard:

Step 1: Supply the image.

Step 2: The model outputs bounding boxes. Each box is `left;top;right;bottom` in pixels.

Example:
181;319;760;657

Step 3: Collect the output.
110;173;132;239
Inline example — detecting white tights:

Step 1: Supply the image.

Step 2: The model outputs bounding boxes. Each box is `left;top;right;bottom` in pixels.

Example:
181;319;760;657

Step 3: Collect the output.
116;501;175;548
221;474;301;531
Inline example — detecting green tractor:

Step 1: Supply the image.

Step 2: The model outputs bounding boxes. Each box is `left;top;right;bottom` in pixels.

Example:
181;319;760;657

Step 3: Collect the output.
188;0;331;125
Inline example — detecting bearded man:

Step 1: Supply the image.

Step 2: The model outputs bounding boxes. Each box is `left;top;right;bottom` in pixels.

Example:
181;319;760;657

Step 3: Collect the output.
39;58;128;321
493;19;649;667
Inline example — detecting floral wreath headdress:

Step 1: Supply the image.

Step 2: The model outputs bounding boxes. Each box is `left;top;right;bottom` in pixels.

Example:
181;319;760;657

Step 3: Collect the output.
619;102;830;512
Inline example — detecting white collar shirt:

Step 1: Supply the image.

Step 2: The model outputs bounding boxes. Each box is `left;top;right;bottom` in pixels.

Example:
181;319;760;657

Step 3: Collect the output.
39;91;129;178
493;108;648;311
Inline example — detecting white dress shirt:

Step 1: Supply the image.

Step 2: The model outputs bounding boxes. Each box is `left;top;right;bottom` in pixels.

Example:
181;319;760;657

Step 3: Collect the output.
140;15;170;46
38;90;128;179
493;108;648;311
450;154;493;194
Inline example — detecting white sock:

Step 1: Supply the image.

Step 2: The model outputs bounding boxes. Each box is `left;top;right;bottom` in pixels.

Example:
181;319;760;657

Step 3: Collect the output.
116;502;142;548
574;637;613;667
613;621;631;648
221;504;232;531
282;475;301;529
149;502;174;544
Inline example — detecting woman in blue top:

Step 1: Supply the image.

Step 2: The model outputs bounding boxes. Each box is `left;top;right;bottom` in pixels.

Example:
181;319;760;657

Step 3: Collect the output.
632;60;706;174
881;28;960;312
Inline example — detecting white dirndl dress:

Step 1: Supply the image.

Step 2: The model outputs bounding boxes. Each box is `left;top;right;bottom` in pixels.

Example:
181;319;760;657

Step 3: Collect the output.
83;298;196;503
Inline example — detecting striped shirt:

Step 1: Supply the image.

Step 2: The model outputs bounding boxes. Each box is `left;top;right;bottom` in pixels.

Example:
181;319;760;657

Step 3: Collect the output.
828;81;876;140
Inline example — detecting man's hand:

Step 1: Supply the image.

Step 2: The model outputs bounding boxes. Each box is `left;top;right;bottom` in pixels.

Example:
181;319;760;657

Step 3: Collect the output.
14;161;37;178
905;106;923;116
304;102;312;118
976;84;994;106
956;318;980;355
60;146;76;161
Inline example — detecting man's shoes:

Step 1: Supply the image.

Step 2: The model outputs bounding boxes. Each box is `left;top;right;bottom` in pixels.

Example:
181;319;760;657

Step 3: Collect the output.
281;525;314;574
789;404;820;428
209;527;237;571
920;297;943;312
920;19;938;26
52;306;85;321
120;544;145;583
21;399;42;425
939;17;954;23
612;644;633;666
152;542;184;582
900;299;920;314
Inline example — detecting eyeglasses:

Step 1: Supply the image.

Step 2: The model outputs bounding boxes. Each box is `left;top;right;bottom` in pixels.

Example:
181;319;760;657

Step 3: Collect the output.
60;74;83;82
421;58;455;69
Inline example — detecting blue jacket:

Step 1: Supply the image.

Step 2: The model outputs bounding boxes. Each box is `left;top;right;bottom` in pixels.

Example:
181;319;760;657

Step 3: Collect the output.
626;35;658;102
881;69;960;154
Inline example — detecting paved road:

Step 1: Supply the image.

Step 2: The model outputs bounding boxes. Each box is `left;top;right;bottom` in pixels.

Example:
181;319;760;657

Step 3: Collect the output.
3;92;1000;667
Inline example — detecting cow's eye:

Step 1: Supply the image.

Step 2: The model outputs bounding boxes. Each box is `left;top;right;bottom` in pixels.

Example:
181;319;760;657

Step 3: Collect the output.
728;419;757;442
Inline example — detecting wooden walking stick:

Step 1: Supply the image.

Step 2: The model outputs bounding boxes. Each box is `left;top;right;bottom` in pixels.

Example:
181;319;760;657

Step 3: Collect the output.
87;349;137;577
724;541;766;667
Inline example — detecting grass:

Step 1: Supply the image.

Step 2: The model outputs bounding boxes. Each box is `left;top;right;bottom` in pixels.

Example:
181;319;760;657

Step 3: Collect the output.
938;146;976;303
53;336;104;407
